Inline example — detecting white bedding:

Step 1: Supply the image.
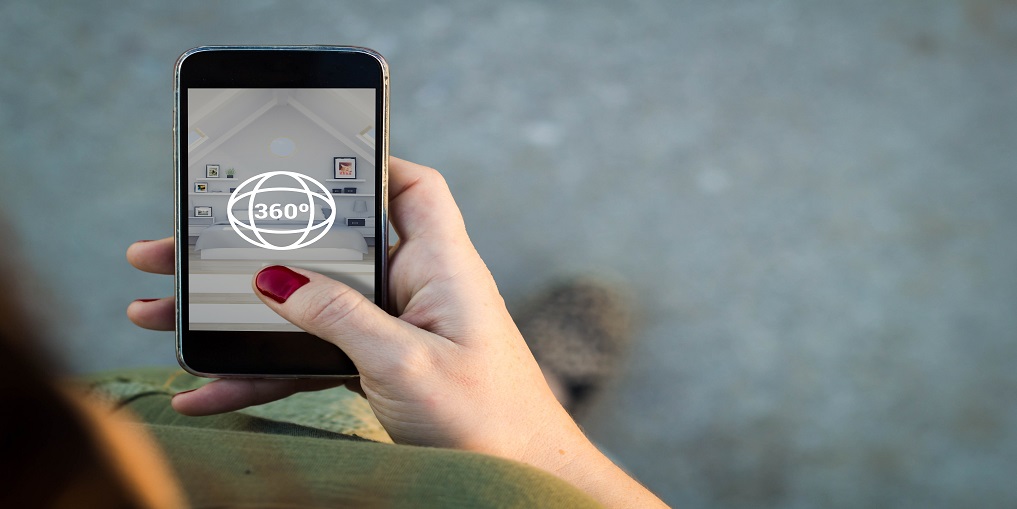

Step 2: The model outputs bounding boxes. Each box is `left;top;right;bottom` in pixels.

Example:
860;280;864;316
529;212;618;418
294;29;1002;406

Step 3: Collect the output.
195;222;368;260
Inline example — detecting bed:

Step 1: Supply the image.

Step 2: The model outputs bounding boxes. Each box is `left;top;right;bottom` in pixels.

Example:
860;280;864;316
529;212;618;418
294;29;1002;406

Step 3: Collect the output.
195;220;368;261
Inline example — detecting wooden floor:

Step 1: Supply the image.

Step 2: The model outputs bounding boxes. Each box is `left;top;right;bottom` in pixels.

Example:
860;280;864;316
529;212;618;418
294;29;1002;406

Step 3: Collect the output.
187;243;376;331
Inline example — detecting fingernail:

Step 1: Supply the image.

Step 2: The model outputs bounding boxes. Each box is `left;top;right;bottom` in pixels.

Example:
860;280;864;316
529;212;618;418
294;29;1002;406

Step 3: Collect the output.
255;265;310;304
135;298;159;303
137;240;153;243
174;389;197;397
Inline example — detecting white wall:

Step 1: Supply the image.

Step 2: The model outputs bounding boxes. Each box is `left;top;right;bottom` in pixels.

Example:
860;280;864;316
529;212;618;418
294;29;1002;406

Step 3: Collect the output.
188;92;375;221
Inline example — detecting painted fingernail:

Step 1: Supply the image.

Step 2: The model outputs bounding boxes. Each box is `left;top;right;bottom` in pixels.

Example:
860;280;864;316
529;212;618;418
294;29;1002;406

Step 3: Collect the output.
255;265;310;304
135;298;159;303
174;389;197;397
137;240;153;243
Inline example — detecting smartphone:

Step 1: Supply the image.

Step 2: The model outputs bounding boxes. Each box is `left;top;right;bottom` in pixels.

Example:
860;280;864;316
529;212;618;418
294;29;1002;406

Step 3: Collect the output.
173;46;389;377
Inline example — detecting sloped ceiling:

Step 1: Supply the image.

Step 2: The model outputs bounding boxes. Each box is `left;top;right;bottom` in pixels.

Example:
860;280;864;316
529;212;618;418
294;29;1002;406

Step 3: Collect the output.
187;88;375;166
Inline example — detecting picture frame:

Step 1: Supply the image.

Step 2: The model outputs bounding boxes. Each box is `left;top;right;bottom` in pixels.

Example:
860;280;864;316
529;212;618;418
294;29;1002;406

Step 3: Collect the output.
333;157;357;179
194;182;208;193
206;164;220;178
344;187;357;194
194;206;212;217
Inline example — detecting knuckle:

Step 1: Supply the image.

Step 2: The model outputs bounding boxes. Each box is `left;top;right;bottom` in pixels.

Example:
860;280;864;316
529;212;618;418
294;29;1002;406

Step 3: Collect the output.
379;344;434;381
418;166;450;191
299;284;363;331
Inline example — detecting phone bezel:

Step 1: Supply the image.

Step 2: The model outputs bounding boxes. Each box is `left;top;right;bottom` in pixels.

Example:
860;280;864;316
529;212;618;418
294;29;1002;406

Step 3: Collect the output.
173;46;389;378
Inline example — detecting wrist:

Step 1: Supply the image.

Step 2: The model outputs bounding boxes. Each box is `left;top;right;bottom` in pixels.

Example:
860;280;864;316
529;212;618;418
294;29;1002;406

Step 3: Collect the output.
519;407;601;477
517;407;669;508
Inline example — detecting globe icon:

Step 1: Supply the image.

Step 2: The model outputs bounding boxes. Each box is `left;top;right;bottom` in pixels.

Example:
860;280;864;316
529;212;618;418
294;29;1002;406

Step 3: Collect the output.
226;171;336;251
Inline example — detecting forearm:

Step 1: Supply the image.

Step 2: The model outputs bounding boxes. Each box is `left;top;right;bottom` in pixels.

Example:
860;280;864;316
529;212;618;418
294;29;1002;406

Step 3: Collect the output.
558;444;668;509
520;417;669;509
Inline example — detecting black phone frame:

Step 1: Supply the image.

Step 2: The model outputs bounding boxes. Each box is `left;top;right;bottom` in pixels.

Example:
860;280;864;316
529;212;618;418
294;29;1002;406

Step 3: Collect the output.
174;46;388;377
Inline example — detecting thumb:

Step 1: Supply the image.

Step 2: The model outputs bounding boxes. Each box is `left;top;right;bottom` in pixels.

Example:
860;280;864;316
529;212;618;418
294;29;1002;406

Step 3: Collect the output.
252;265;419;368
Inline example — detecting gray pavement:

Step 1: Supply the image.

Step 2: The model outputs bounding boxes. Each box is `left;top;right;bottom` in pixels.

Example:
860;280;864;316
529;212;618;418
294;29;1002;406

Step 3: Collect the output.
2;1;1016;507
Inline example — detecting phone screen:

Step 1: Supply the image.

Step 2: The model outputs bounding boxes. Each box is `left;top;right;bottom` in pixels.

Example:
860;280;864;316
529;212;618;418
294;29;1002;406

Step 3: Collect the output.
175;48;387;376
186;88;378;332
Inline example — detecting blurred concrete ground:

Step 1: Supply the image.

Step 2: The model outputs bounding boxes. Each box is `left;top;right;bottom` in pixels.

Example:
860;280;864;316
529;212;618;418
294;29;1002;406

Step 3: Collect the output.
2;1;1015;507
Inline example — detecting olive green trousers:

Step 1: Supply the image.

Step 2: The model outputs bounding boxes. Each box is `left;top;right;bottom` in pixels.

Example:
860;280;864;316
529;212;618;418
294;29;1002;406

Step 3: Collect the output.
82;367;600;508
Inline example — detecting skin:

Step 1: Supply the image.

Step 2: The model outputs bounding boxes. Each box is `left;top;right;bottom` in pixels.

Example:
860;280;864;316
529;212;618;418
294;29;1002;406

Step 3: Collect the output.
66;388;188;508
127;157;668;508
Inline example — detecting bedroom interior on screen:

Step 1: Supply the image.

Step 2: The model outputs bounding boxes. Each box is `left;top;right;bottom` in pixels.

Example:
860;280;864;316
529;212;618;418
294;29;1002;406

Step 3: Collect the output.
186;88;376;331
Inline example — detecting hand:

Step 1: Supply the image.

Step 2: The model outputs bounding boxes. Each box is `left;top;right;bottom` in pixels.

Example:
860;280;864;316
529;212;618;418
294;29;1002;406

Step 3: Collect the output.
127;157;572;457
128;157;667;507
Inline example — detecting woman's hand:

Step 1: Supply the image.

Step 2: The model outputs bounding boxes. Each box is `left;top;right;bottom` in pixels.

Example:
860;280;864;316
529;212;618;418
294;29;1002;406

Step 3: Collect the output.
127;157;667;507
127;157;574;459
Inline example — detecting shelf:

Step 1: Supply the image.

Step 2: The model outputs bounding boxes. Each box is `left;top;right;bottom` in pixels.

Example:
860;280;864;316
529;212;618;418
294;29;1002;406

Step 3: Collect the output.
330;193;375;197
188;192;231;195
325;179;366;182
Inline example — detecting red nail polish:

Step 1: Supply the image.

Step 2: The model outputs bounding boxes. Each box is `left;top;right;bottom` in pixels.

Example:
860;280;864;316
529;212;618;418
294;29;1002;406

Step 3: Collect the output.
255;265;309;304
174;389;197;397
135;298;159;303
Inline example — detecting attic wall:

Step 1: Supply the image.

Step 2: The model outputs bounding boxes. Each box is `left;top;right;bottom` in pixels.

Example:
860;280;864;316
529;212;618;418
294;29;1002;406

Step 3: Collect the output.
188;98;376;222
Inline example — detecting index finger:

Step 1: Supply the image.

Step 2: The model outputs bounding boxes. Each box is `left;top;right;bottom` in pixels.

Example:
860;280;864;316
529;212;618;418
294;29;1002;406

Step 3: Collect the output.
127;237;174;275
387;156;469;244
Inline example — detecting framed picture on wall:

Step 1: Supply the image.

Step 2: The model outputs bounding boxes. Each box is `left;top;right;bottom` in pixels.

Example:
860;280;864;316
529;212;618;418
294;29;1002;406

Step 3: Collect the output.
333;157;357;179
194;182;208;193
206;164;220;178
194;206;212;217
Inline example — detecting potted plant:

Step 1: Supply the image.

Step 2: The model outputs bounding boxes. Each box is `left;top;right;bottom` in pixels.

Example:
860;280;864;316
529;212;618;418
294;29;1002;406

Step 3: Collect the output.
226;168;235;179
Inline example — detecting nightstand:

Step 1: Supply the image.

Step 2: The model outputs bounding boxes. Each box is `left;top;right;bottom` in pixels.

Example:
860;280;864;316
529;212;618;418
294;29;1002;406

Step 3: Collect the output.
188;216;215;237
345;217;375;246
